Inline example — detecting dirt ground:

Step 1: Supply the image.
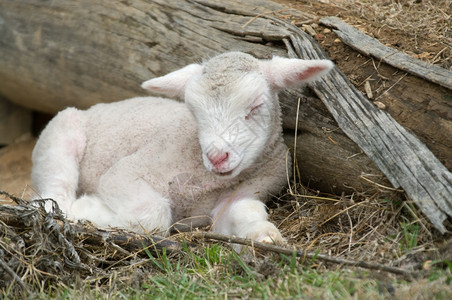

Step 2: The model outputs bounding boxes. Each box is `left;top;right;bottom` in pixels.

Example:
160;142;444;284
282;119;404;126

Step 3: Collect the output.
280;0;451;70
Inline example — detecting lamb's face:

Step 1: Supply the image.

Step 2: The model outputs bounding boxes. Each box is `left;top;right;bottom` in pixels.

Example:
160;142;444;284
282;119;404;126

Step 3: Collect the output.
185;69;276;178
141;51;334;178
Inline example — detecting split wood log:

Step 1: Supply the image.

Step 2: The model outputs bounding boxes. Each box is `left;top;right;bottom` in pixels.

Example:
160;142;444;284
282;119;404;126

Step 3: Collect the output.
0;0;451;231
319;17;452;90
319;17;452;172
0;96;31;145
0;0;387;195
278;22;452;233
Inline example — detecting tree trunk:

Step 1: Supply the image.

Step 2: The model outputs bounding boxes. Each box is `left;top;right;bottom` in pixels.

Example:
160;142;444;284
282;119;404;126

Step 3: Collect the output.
0;96;31;145
0;0;451;231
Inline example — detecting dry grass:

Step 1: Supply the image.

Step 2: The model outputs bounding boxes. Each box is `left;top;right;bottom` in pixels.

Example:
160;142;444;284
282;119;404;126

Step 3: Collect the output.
355;0;451;68
0;193;179;296
288;0;452;69
1;174;449;297
340;0;451;40
269;171;443;270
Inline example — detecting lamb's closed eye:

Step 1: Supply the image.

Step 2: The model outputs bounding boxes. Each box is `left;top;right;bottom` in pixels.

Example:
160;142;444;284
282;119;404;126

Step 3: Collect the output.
31;51;333;247
245;103;263;120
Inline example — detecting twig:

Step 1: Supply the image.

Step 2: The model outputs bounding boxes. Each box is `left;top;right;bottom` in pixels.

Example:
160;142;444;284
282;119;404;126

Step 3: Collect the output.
359;174;404;192
0;190;27;205
292;97;301;194
0;257;31;294
318;202;360;227
319;16;452;90
375;73;408;100
191;231;415;278
346;209;354;254
240;9;287;28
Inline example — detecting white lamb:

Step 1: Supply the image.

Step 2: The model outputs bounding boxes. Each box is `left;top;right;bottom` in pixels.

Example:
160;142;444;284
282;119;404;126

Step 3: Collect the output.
31;52;333;244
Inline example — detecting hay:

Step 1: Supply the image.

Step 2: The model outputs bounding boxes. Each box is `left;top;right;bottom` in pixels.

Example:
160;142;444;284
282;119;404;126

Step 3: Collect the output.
336;0;452;69
286;0;452;70
1;180;448;296
269;182;446;267
0;192;184;296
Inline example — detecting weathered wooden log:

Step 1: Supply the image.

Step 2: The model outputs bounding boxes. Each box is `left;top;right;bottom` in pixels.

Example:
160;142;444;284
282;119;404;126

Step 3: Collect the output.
320;17;452;90
282;25;452;232
0;0;451;231
319;16;452;171
0;96;31;145
0;0;388;194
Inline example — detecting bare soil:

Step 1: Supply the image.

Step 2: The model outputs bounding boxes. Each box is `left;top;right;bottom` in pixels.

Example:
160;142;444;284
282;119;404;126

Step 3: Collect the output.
279;0;451;70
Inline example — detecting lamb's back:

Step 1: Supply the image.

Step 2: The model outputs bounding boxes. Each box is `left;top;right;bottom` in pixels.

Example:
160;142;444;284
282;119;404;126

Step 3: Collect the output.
78;97;202;194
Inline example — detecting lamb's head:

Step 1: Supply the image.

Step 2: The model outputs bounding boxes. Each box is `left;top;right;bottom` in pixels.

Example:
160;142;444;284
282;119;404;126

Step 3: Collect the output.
142;52;333;178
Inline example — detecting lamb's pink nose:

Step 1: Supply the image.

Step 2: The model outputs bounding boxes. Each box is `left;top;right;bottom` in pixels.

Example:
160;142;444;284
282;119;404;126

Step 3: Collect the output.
208;152;229;168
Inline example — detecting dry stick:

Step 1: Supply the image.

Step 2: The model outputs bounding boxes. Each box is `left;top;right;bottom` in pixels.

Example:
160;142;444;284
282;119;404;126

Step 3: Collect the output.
191;231;415;278
0;190;26;204
319;16;452;90
375;73;408;100
0;257;31;294
292;97;302;195
285;149;294;195
318;202;361;227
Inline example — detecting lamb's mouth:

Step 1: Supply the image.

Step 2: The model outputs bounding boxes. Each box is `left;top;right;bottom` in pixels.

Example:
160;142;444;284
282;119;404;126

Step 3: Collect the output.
210;160;242;177
216;170;234;177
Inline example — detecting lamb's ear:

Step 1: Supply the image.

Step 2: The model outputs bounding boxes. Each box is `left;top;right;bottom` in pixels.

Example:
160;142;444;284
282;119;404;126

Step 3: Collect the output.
141;64;203;99
259;56;334;90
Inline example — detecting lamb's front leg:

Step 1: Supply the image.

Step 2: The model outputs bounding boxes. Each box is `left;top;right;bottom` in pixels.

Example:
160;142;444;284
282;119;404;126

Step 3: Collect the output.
211;197;283;244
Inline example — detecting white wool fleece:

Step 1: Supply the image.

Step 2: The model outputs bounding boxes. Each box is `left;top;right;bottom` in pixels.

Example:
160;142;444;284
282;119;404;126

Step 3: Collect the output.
32;52;333;244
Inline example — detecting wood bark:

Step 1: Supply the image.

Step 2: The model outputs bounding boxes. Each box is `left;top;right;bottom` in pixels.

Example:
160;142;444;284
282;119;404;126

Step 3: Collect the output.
0;96;31;145
319;17;452;90
0;0;451;231
319;16;452;171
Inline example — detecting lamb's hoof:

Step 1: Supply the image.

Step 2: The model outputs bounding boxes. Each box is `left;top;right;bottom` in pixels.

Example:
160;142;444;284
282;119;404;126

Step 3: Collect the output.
255;228;285;246
243;221;285;245
259;233;284;244
232;222;285;254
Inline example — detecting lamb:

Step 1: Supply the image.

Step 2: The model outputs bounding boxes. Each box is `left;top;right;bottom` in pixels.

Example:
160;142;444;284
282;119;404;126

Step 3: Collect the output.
31;52;333;244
